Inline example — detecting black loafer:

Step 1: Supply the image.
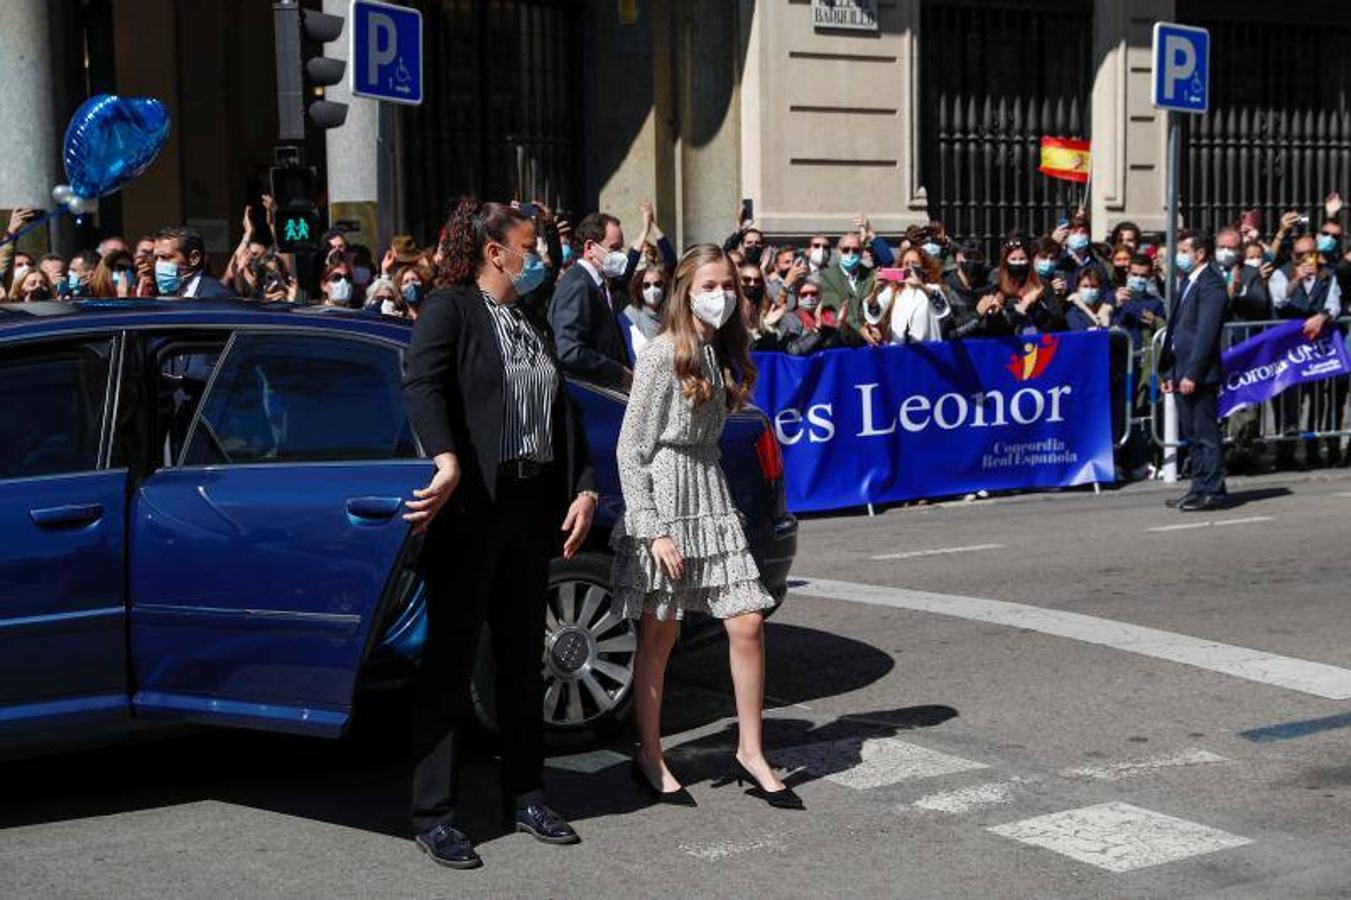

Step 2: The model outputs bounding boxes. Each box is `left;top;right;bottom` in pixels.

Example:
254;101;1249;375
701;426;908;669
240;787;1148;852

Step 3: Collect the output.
1165;492;1198;509
510;803;581;845
414;823;482;869
1178;494;1231;512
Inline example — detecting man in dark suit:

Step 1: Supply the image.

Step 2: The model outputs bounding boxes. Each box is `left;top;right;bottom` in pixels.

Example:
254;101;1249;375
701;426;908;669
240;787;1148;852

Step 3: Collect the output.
1159;229;1229;511
548;212;633;390
153;226;234;298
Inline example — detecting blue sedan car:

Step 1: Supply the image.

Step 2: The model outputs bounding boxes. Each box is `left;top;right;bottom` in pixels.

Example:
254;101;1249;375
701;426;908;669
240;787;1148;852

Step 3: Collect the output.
0;299;797;753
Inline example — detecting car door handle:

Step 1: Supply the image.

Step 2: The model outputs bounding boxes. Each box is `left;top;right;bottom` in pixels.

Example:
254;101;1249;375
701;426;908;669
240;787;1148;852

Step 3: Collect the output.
29;503;105;529
346;496;403;521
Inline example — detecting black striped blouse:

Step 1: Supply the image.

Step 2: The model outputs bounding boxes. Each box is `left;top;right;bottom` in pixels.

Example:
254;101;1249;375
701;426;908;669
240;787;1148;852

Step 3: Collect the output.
481;291;558;464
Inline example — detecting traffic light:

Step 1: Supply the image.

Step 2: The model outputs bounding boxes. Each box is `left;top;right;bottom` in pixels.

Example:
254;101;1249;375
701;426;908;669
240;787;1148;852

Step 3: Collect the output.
270;163;321;253
272;1;347;140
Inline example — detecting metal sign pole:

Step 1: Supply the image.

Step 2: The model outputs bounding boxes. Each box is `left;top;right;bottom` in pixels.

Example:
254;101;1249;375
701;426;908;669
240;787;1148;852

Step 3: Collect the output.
1162;113;1180;484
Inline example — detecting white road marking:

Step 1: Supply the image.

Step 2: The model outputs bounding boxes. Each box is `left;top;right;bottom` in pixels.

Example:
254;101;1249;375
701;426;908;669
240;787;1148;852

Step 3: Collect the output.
870;543;1005;561
1332;492;1351;498
679;835;787;861
1147;515;1273;533
1215;515;1274;527
775;736;986;790
1060;749;1229;783
546;749;628;774
791;577;1351;699
1148;521;1214;533
912;779;1027;814
988;802;1252;873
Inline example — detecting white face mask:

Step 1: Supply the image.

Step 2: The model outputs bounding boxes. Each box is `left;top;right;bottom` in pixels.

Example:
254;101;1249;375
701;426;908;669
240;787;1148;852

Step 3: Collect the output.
380;298;400;316
1214;247;1238;268
808;246;827;268
642;284;664;308
329;278;353;302
595;245;627;279
691;288;737;329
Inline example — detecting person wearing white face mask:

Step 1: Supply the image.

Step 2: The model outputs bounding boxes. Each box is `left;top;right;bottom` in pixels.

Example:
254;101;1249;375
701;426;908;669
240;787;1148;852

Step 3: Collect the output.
611;243;799;812
1215;226;1269;320
549;211;634;390
319;261;355;307
621;264;668;361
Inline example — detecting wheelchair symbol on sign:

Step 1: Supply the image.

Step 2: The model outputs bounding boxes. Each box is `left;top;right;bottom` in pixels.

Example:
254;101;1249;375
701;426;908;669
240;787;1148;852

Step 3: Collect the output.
389;57;412;95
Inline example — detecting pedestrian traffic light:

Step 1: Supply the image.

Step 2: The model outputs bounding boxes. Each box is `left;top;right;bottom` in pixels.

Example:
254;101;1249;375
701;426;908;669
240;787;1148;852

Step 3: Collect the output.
270;162;321;253
272;1;347;140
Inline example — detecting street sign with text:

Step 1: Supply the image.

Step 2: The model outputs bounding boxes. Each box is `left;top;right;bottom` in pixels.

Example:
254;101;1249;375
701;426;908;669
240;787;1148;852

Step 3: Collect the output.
1151;22;1209;114
351;0;423;106
811;0;878;32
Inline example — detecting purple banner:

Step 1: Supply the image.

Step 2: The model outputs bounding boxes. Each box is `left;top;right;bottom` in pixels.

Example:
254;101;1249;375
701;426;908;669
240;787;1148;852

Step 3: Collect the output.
1219;320;1351;418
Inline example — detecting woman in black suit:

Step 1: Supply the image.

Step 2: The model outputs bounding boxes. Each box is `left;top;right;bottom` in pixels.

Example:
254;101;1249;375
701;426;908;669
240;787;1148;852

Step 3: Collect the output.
402;199;598;870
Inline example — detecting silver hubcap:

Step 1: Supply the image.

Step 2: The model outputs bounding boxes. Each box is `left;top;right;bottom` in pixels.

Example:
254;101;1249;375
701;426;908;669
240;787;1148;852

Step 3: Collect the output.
543;579;636;728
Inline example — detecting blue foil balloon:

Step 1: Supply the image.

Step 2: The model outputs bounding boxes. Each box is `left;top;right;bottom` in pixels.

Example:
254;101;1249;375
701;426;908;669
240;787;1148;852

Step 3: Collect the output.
63;94;170;199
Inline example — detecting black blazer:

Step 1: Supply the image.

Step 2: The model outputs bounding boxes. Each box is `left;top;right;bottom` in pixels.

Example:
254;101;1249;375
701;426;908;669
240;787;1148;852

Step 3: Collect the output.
403;285;596;530
1160;264;1228;386
548;263;629;388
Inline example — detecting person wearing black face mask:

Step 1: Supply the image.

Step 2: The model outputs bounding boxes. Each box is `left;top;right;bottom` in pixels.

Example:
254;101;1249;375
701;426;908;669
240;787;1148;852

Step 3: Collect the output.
970;237;1048;338
943;238;991;339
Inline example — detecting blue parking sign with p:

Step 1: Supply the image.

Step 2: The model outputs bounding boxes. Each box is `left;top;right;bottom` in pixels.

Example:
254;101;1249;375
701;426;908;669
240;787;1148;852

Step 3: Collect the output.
1151;22;1209;114
351;0;423;106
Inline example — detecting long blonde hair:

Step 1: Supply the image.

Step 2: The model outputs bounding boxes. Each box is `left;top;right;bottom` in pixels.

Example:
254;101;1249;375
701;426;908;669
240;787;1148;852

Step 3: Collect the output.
663;244;756;411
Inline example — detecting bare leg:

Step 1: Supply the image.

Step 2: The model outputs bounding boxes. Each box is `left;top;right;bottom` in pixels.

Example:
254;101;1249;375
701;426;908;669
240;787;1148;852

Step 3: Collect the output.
725;611;785;791
633;611;683;791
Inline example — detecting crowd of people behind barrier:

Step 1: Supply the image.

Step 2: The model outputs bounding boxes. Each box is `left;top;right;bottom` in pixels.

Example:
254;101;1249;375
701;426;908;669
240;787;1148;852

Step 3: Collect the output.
3;188;1348;477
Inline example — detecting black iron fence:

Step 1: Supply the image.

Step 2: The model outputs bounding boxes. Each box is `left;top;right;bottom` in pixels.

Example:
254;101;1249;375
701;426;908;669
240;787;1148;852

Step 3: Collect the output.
398;0;579;244
920;0;1093;258
1177;5;1351;235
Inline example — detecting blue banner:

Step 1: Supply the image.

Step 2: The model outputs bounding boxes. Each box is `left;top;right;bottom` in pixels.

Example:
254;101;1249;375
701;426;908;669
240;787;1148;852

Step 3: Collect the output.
1219;320;1351;418
752;332;1117;513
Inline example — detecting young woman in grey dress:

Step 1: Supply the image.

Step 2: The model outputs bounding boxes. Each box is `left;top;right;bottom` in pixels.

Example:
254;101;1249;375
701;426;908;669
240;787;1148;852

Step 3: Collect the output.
611;243;803;810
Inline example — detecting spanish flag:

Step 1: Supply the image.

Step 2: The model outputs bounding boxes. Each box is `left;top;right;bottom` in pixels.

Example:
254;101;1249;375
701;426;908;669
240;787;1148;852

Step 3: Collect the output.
1038;136;1091;184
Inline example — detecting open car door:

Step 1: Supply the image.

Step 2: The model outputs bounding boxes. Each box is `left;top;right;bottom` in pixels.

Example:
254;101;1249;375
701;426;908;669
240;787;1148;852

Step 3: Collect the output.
128;330;429;737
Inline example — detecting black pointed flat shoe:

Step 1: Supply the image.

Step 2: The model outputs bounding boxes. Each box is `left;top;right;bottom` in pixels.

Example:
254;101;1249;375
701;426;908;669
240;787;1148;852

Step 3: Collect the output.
631;760;698;806
721;758;805;810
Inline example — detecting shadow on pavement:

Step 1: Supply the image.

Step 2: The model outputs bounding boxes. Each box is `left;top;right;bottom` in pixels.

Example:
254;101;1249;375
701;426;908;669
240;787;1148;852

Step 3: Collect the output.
0;621;898;841
1219;486;1292;509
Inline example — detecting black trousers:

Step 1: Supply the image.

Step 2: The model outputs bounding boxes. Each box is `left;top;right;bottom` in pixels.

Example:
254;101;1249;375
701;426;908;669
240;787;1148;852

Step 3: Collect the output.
1177;384;1227;498
410;470;554;832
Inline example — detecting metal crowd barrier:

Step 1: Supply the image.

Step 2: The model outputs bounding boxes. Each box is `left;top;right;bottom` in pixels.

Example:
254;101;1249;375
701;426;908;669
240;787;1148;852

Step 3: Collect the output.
1147;316;1351;452
1107;326;1139;448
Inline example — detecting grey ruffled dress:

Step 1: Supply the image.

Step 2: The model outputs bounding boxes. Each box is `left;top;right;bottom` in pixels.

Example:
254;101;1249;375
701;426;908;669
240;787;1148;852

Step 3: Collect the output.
610;333;776;621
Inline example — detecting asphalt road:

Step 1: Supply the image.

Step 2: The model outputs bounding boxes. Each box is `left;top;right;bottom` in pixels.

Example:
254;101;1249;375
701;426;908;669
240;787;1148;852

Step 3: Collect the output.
5;469;1351;898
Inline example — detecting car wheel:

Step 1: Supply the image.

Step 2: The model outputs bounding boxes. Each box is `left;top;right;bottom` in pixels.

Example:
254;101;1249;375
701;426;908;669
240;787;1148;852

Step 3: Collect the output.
471;552;636;745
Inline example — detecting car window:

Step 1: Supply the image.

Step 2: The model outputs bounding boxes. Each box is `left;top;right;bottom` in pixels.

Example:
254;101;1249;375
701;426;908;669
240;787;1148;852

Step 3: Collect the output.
182;332;416;465
157;343;226;466
0;337;113;479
